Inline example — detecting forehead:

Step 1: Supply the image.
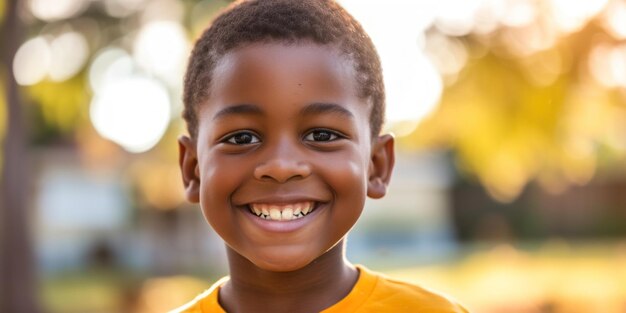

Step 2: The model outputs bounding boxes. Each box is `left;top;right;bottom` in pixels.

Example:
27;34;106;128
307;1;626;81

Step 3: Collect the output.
206;42;361;109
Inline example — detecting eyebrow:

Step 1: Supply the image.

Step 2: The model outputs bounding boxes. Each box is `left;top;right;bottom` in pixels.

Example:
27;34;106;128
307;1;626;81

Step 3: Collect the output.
212;103;264;121
300;102;354;119
212;102;354;120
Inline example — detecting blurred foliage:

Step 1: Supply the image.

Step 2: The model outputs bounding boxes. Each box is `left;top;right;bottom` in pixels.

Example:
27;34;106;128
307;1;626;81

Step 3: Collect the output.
131;133;186;210
408;22;626;202
186;0;229;38
0;0;5;25
8;0;626;204
41;269;139;313
28;73;89;143
5;0;233;211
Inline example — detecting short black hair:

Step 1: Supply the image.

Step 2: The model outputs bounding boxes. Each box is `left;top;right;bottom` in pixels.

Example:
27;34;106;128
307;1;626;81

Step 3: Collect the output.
183;0;385;138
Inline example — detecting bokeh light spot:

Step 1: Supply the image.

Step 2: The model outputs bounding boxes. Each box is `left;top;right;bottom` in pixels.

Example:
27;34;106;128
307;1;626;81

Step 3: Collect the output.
548;0;609;34
49;31;89;82
90;76;171;153
13;36;51;86
28;0;87;21
104;0;148;18
89;48;135;93
589;43;626;88
602;0;626;39
133;21;188;86
340;0;443;129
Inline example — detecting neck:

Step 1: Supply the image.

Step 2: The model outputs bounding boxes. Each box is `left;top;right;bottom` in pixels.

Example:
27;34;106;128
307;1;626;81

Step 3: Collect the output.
219;240;358;313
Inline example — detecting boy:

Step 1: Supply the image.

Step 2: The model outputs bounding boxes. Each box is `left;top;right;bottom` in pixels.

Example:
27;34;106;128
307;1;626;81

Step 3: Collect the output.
175;0;468;312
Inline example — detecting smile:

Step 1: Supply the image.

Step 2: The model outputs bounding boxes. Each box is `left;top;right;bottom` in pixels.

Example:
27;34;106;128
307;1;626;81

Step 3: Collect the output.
249;201;315;221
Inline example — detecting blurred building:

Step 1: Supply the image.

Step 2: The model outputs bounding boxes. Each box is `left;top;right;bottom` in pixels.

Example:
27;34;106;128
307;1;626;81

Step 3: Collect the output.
33;147;226;275
349;151;459;267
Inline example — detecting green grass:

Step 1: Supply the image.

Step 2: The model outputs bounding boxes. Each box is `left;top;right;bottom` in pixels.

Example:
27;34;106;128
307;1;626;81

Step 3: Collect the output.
41;268;138;313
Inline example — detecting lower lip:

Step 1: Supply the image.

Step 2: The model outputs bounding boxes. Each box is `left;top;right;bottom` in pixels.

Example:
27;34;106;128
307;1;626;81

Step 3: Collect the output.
240;203;323;233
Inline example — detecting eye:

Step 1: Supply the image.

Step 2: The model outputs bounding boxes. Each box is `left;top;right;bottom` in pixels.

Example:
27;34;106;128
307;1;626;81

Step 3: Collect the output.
223;131;260;145
304;129;341;142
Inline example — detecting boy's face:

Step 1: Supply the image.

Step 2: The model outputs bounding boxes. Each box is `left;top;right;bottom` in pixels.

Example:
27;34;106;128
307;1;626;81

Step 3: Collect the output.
179;42;393;272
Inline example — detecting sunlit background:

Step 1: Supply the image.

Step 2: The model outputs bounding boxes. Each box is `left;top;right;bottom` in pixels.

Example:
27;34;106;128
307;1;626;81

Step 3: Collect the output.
1;0;626;312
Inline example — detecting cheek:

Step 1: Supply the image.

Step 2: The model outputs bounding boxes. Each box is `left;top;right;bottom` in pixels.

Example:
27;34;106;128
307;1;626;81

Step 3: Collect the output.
198;154;245;231
318;149;368;225
323;148;369;193
200;152;249;194
339;159;368;197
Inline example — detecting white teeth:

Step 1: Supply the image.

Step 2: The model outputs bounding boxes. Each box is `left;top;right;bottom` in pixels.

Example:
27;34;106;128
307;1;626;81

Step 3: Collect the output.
250;202;315;221
269;207;282;221
282;208;293;220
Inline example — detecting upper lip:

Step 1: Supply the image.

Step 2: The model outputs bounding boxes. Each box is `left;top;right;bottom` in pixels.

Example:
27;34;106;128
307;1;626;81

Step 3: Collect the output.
235;195;326;206
232;181;331;206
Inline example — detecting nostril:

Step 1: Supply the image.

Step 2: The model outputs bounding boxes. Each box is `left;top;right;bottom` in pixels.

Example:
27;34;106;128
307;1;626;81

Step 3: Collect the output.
260;174;274;181
259;172;305;183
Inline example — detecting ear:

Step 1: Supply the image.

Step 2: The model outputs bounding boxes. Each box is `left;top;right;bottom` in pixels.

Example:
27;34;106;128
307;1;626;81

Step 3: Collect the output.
178;135;200;203
367;134;395;199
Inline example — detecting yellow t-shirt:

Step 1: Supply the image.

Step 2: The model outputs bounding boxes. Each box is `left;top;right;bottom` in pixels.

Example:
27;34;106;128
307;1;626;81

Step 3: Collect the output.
170;265;469;313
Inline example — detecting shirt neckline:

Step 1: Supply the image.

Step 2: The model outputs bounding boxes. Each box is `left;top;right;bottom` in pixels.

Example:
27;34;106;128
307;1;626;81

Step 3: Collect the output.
320;264;378;312
204;264;378;312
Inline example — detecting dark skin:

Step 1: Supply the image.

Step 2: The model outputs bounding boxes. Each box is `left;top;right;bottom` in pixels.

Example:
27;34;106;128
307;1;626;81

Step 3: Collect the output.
220;241;355;312
179;42;394;313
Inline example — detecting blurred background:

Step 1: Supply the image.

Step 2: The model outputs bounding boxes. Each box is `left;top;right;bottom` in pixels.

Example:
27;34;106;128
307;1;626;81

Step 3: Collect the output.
1;0;626;312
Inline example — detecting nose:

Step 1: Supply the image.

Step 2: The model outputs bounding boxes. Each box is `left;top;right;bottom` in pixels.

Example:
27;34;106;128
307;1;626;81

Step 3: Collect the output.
253;139;312;183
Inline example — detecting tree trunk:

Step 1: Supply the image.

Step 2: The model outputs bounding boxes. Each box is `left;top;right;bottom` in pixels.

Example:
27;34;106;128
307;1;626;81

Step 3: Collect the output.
0;0;41;311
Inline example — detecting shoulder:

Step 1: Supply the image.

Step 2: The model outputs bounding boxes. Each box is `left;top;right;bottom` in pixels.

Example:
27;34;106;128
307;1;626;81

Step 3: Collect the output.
359;266;469;313
168;277;229;313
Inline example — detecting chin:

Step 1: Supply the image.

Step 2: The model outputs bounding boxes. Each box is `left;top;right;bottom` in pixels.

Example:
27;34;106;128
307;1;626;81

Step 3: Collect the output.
250;250;315;273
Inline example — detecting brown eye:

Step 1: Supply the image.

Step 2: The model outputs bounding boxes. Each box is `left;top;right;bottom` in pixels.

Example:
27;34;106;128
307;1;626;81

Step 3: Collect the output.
225;132;260;145
304;130;339;142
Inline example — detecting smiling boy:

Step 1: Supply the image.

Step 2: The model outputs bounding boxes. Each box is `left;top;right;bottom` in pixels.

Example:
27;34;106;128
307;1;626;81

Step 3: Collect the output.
174;0;468;312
